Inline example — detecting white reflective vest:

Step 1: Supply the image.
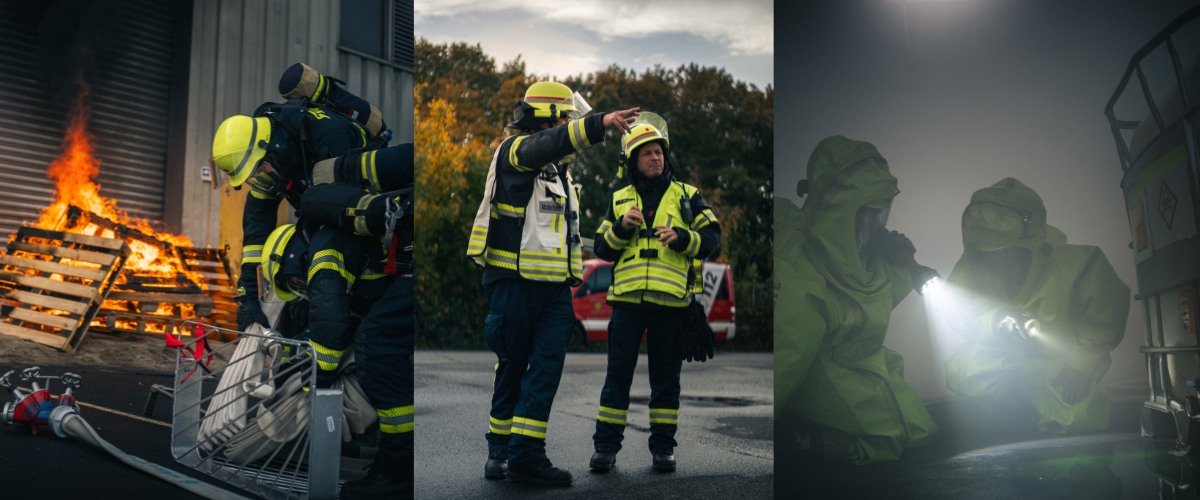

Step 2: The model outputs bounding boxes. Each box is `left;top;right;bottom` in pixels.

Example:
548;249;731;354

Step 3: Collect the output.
467;136;584;285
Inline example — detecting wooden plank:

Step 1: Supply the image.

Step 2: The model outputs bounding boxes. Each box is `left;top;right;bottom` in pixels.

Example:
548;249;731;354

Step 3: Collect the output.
185;260;224;268
7;242;118;267
17;226;126;251
97;310;187;322
0;255;107;282
0;289;90;315
0;322;65;349
7;307;77;331
0;271;100;300
106;292;216;306
65;252;127;353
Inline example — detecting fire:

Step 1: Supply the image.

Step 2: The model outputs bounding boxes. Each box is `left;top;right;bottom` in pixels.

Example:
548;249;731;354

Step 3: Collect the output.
30;80;204;284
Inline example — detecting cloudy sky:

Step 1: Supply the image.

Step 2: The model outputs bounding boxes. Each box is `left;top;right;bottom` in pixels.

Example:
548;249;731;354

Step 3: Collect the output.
414;0;773;89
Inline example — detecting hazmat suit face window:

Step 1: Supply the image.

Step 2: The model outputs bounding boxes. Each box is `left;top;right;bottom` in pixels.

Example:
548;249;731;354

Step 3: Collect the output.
853;201;891;271
966;245;1033;302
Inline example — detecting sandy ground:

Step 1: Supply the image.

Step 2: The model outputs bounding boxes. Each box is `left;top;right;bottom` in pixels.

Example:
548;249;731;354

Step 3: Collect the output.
0;330;234;373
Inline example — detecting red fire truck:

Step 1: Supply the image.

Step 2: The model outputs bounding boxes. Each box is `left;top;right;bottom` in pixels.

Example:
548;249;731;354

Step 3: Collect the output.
567;259;735;350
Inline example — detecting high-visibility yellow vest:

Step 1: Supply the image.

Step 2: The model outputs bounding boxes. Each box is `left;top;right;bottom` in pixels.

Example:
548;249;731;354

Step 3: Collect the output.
466;135;584;285
605;182;700;307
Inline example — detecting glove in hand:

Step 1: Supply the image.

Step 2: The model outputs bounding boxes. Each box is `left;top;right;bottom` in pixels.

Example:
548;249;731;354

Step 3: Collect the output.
880;231;917;268
991;307;1030;343
1052;364;1093;405
236;298;270;331
679;301;715;363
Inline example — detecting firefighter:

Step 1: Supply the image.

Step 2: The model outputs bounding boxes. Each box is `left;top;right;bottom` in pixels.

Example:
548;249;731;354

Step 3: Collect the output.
774;136;938;465
588;114;721;473
209;63;383;337
466;81;639;485
300;144;415;499
942;178;1129;434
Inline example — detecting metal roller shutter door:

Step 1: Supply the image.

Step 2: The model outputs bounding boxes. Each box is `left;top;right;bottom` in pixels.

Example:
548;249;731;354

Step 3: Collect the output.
0;0;177;240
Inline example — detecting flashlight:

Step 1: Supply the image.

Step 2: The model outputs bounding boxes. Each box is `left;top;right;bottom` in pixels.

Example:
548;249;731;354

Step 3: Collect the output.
996;309;1040;342
912;264;942;296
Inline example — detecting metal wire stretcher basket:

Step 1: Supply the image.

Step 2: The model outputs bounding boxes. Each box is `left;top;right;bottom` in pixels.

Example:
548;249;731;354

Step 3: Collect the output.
169;321;343;500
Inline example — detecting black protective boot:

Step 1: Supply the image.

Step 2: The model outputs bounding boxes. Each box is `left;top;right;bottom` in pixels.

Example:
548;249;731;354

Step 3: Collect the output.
652;449;676;472
484;449;508;479
589;447;617;472
339;455;413;499
506;457;573;486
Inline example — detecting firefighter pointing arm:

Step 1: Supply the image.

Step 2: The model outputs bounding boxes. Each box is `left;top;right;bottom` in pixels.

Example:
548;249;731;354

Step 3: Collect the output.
466;82;637;486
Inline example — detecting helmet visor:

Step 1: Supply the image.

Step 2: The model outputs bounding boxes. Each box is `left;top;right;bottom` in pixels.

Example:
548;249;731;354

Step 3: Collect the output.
210;144;266;187
208;158;229;190
567;92;592;120
625;112;669;143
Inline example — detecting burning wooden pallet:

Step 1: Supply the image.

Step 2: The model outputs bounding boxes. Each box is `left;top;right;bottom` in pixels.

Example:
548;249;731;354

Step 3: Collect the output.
0;227;130;352
178;246;239;335
94;273;215;337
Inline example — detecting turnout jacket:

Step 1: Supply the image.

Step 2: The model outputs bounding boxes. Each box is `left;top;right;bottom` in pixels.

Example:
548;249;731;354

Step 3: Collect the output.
301;144;415;370
593;179;720;308
237;101;372;306
467;115;607;286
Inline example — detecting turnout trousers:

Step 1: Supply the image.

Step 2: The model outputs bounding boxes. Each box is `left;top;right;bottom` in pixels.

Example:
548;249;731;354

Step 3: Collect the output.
483;278;574;466
355;274;416;468
593;306;685;453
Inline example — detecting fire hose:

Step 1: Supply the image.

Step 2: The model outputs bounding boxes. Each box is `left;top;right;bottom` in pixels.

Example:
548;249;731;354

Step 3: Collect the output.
198;323;281;454
3;367;251;500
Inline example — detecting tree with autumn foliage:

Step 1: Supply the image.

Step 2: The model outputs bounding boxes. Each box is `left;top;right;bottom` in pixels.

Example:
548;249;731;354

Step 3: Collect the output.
416;39;773;350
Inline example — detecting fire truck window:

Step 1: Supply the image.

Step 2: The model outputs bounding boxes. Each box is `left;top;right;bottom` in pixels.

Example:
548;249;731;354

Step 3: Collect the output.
594;265;613;294
576;270;595;297
714;273;730;300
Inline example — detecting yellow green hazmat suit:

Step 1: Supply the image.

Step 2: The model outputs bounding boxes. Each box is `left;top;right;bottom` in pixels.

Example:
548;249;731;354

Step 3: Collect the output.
775;136;938;465
942;178;1130;433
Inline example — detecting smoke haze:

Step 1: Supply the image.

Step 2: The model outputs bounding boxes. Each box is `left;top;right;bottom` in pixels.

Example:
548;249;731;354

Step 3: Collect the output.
776;0;1199;400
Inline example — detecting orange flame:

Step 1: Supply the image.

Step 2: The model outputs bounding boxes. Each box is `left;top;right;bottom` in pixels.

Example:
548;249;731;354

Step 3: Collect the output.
29;80;206;287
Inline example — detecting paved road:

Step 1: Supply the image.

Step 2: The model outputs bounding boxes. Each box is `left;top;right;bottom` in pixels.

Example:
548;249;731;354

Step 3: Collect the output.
414;351;774;499
0;363;243;500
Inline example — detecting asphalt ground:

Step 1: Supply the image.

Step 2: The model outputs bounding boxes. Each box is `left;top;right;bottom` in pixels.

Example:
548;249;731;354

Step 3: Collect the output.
0;362;249;500
777;380;1188;499
414;350;774;500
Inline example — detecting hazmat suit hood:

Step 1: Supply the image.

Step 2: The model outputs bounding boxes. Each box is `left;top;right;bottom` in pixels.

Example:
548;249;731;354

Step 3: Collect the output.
960;178;1067;302
799;135;900;300
774;137;937;462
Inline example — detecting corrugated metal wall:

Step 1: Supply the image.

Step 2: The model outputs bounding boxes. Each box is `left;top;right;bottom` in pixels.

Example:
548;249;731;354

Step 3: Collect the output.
178;0;414;265
0;3;61;238
0;0;181;240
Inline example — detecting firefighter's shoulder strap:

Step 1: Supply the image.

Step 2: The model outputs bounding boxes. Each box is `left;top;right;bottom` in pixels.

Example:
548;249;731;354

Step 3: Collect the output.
253;100;313;147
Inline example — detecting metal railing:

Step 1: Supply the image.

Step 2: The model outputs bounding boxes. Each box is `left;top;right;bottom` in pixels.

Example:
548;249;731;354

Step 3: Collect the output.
1105;4;1200;436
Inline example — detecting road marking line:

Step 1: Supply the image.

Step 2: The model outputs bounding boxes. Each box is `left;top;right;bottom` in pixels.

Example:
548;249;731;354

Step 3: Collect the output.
18;387;172;428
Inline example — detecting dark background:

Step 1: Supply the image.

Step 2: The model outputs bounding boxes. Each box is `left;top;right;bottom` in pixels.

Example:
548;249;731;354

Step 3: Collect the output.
776;0;1200;400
